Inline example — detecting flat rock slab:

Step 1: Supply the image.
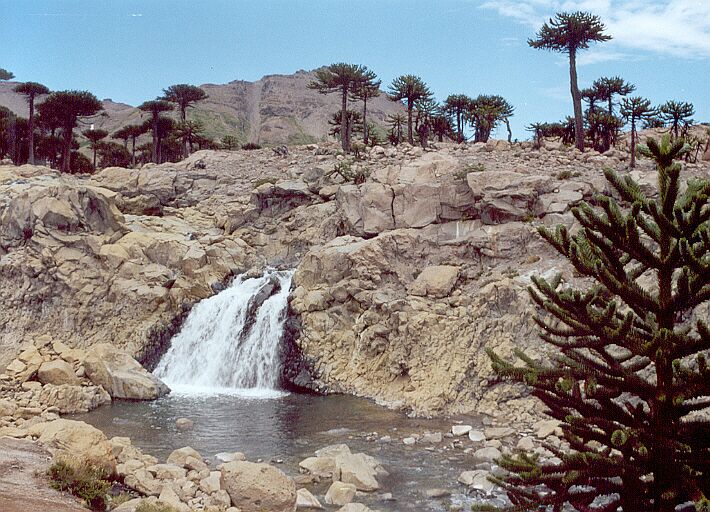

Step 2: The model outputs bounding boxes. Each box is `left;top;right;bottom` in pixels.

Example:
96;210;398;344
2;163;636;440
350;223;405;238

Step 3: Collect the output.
0;437;87;512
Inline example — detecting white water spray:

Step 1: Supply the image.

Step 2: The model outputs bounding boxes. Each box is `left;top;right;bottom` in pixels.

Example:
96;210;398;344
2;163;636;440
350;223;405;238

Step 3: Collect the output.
154;270;293;397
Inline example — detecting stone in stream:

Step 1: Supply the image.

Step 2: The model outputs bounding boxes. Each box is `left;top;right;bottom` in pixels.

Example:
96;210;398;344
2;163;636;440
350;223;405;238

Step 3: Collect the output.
167;446;207;471
402;437;416;445
421;432;443;443
459;469;495;493
175;417;194;431
468;430;486;442
325;481;357;506
296;487;324;509
483;427;515;439
451;425;472;436
474;447;502;463
336;452;380;491
299;456;337;478
215;451;246;463
425;488;451;498
336;504;374;512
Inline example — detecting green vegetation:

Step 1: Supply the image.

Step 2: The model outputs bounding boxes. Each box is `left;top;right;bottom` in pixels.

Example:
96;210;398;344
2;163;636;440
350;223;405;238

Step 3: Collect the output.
485;135;710;511
135;502;179;512
242;142;261;150
660;100;695;140
529;11;612;151
47;459;111;511
328;159;369;184
388;74;432;145
13;81;50;164
308;63;377;152
82;128;108;169
0;68;13;81
620;96;655;168
160;84;208;157
138;100;173;163
113;124;147;167
351;73;381;145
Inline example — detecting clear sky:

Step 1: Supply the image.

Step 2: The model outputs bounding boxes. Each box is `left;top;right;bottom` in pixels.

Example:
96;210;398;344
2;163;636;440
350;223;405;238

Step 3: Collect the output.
2;0;708;139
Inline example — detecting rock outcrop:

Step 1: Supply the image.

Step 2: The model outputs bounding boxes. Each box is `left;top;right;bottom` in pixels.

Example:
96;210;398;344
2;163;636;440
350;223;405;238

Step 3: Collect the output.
220;460;297;512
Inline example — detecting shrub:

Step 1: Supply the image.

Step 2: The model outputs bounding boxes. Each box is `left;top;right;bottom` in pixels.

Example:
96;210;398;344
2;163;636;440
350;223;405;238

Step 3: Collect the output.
556;169;572;180
135;502;179;512
241;142;261;150
253;176;278;188
48;459;111;511
69;151;94;174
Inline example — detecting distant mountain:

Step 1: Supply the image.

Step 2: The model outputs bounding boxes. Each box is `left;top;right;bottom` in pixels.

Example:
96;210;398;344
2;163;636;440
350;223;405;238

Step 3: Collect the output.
0;69;404;146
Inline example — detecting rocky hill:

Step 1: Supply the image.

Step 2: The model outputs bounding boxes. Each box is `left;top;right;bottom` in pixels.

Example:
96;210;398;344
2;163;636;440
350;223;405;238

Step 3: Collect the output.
2;136;708;421
0;70;404;146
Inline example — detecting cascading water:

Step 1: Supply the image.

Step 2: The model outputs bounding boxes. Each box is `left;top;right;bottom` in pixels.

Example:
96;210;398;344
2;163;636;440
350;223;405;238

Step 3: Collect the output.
154;269;293;397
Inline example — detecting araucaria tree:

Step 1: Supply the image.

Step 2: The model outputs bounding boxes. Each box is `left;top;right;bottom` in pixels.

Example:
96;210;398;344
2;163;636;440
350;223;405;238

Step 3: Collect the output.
113;124;146;168
308;63;373;152
486;134;710;512
660;100;695;140
13;82;50;164
620;96;655;168
138;100;173;163
444;94;472;143
161;84;208;156
351;75;381;145
529;12;611;151
82;128;108;169
388;75;432;145
0;68;13;81
37;91;103;173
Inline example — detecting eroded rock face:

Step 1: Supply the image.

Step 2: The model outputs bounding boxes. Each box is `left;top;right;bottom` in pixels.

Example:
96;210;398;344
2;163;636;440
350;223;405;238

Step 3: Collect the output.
83;344;170;400
219;460;297;512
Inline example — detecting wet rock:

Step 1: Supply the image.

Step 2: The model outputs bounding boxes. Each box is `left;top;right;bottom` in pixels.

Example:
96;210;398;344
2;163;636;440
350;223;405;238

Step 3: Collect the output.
299;456;336;478
484;427;515;439
402;437;416;446
468;430;486;442
425;488;451;498
458;470;495;493
451;425;472;436
336;504;373;512
336;452;380;491
216;451;246;463
175;417;194;431
421;432;443;443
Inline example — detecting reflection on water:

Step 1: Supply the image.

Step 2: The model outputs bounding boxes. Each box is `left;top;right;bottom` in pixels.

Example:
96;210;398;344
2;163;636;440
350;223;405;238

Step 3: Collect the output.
73;392;482;511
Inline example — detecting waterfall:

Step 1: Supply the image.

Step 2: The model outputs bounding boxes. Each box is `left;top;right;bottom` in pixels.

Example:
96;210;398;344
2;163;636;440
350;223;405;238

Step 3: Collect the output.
154;269;293;397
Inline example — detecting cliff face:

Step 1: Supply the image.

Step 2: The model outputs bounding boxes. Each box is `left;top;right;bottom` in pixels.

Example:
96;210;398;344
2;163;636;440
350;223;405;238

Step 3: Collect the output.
0;70;404;146
2;139;707;418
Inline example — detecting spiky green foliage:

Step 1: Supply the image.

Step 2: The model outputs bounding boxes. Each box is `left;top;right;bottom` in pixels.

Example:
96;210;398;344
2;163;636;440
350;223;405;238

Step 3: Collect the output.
660;100;695;140
14;82;50;164
161;84;208;156
388;74;433;145
37;90;103;172
621;96;656;168
351;74;381;145
591;76;636;116
82;128;108;168
443;94;472;143
113;124;146;167
138;99;173;163
529;12;611;151
386;112;406;146
308;63;375;152
0;68;13;81
466;94;514;143
486;134;710;512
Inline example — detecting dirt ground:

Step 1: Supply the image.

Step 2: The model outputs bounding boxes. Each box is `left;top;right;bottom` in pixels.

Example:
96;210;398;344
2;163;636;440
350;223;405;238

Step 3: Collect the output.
0;437;87;512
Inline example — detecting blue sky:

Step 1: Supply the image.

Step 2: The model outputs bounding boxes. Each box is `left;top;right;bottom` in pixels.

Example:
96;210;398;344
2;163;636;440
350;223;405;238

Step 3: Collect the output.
2;0;708;139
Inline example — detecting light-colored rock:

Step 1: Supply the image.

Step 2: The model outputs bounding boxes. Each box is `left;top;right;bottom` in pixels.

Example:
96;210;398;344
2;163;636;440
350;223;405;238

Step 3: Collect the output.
299;456;336;478
336;504;373;512
451;425;472;436
517;436;535;451
410;265;459;298
458;469;495;493
167;446;207;471
296;488;323;509
37;360;81;386
468;430;486;442
336;452;380;491
324;481;357;506
83;343;170;400
535;419;562;438
176;417;194;431
421;432;442;443
474;447;502;463
484;427;515;439
220;460;297;512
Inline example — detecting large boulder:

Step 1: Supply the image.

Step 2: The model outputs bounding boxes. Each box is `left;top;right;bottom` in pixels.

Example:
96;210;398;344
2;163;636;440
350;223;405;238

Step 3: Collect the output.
37;360;81;386
83;344;170;400
409;265;459;298
28;419;116;472
219;460;297;512
467;171;554;224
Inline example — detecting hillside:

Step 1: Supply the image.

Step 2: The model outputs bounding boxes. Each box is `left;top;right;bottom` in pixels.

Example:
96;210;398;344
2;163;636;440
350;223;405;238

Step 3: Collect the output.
0;70;404;147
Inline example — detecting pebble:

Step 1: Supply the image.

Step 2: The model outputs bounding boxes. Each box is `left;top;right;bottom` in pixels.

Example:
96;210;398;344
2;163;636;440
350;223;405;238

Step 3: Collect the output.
402;437;416;446
425;488;451;498
451;425;472;436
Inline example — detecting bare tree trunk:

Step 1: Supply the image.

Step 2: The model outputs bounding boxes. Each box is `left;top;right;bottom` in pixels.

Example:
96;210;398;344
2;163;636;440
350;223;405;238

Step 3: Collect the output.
362;97;368;145
61;122;72;173
28;96;36;165
505;118;512;143
569;49;585;151
131;136;136;168
630;118;636;168
407;100;414;145
151;115;159;163
181;106;189;158
340;89;349;152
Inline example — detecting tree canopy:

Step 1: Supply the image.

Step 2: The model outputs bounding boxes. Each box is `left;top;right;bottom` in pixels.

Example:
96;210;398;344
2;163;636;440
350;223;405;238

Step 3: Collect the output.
388;75;433;145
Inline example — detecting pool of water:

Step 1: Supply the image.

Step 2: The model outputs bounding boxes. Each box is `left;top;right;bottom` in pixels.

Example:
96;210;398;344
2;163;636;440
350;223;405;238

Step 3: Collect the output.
73;390;484;511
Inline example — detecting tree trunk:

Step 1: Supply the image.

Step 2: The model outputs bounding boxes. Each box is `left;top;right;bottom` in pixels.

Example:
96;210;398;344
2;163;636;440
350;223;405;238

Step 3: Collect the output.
505;118;512;143
61;122;72;173
608;96;613;115
131;136;136;168
631;116;636;169
407;100;414;145
340;89;349;152
92;145;97;169
457;110;462;143
181;105;189;158
568;49;585;151
28;96;36;165
151;114;159;163
362;97;368;145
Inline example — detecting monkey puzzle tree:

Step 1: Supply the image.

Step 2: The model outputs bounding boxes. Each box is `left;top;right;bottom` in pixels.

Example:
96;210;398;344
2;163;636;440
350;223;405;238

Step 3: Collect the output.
467;95;514;143
0;68;13;81
351;74;381;145
485;134;710;512
621;96;655;168
82;128;108;169
430;114;454;142
138;99;173;163
113;124;146;168
388;75;432;145
13;82;50;164
308;63;373;152
529;11;611;151
660;100;695;140
161;84;207;156
443;94;471;143
37;90;103;173
592;76;636;116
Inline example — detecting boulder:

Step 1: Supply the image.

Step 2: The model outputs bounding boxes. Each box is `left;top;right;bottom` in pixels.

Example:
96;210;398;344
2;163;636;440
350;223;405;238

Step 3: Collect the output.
296;488;323;509
336;505;373;512
336;452;380;491
220;460;297;512
0;398;17;417
83;343;170;400
324;481;357;506
37;360;81;386
467;171;553;224
458;469;495;493
167;446;207;471
27;419;116;472
410;265;459;298
39;384;111;414
451;425;472;436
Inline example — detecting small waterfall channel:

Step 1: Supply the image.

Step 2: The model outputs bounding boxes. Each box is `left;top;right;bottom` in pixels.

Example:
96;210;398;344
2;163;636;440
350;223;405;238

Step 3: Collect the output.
154;269;293;397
